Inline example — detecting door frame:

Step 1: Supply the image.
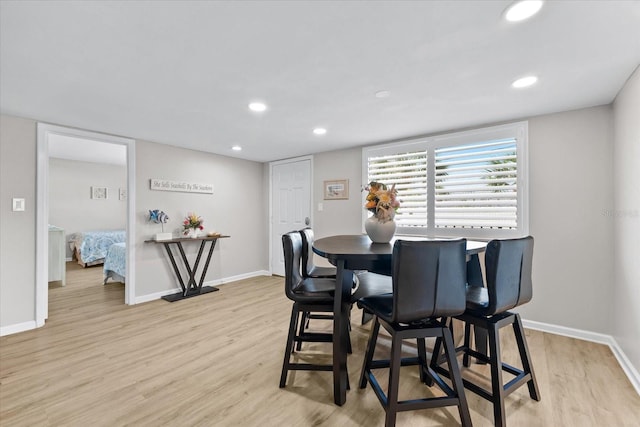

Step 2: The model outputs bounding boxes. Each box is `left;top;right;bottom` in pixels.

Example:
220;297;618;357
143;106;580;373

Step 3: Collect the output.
36;123;136;326
268;155;313;275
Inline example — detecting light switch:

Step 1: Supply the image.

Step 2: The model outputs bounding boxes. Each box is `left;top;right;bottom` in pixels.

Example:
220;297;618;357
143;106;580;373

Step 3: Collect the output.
12;198;25;211
318;202;323;212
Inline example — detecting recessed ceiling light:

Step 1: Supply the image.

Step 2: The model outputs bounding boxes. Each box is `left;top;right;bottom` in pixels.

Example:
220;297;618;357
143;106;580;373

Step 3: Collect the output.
375;90;390;98
512;75;538;88
505;0;543;22
313;128;327;135
248;102;267;112
232;145;242;151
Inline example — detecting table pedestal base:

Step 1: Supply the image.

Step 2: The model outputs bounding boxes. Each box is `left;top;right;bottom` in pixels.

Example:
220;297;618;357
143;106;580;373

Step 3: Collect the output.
161;285;220;302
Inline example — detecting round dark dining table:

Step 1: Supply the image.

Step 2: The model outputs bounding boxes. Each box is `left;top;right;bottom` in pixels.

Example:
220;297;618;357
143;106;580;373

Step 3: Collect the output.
313;234;487;406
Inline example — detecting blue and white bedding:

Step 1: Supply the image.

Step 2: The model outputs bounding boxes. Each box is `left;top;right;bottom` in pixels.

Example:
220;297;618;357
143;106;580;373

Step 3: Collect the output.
104;242;126;284
70;230;126;264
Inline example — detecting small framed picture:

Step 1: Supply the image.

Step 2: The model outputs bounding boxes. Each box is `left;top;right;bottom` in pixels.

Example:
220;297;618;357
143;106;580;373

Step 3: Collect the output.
324;179;349;200
91;186;108;200
119;187;127;201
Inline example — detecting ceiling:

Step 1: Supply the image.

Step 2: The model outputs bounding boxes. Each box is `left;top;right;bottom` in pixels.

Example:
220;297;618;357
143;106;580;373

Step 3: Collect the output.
1;1;639;163
49;134;127;166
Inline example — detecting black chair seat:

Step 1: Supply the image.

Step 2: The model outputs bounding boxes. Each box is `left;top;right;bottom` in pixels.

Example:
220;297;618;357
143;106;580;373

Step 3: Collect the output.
307;265;337;278
291;277;335;303
357;294;393;323
352;272;392;301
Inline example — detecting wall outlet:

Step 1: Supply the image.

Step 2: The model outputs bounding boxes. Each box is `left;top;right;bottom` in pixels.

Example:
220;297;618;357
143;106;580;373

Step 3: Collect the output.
318;202;323;212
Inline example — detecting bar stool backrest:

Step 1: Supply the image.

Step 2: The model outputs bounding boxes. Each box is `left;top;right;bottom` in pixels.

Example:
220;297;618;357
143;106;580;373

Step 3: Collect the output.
485;236;534;315
391;239;467;324
282;231;305;301
299;228;316;277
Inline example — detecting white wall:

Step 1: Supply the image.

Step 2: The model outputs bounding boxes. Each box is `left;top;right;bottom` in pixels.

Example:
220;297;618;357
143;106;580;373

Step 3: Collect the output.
612;66;640;370
49;158;127;258
312;106;615;335
0;115;36;328
0;114;270;332
313;147;363;237
134;140;268;298
520;106;614;333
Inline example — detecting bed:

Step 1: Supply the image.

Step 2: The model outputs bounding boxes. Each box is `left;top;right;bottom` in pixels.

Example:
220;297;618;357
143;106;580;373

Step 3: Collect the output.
103;242;126;284
69;230;126;267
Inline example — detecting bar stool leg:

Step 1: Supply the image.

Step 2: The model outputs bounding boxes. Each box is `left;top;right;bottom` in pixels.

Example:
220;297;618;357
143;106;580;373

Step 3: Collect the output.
385;333;403;427
442;327;473;427
359;317;380;389
280;306;300;387
513;314;540;401
488;322;506;427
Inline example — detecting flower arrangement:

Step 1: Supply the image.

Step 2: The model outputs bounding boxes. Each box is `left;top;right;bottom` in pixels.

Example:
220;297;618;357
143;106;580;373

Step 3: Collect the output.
148;209;170;232
364;181;400;223
183;212;204;235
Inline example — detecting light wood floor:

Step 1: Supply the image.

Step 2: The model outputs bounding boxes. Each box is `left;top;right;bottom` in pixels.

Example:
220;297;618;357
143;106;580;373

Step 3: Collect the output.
1;262;639;427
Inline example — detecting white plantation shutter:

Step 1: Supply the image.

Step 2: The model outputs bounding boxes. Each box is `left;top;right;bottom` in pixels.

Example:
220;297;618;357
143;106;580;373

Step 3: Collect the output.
434;139;518;230
363;122;528;238
367;150;428;229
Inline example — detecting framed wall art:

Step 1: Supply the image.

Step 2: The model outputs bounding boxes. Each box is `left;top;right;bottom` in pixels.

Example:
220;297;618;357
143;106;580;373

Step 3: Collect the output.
323;179;349;200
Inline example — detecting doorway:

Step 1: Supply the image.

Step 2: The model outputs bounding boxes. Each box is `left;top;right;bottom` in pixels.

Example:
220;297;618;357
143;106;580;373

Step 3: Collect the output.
35;123;136;327
269;156;313;276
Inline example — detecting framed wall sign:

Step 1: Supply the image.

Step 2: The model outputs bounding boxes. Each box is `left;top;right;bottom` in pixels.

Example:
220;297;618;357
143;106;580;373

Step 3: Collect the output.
323;179;349;200
150;178;214;194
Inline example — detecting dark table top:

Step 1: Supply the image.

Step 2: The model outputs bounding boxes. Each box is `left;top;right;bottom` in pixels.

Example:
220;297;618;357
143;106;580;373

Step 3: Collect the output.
313;234;486;263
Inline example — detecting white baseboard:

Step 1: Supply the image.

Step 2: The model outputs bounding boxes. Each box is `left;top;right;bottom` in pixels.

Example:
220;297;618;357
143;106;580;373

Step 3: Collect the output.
133;288;183;304
0;320;37;337
522;319;640;396
205;270;271;287
132;270;272;304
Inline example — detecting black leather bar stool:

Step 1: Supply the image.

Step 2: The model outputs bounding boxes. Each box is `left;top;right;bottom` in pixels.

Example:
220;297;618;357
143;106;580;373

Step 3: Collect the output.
297;228;337;343
431;236;540;427
279;231;338;388
358;239;472;427
280;231;393;392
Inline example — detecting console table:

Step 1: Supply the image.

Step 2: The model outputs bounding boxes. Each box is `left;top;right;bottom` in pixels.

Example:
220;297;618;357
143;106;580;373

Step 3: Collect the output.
145;235;229;302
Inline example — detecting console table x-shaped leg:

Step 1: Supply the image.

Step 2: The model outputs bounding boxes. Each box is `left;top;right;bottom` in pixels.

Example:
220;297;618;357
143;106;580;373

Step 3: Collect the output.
158;238;220;302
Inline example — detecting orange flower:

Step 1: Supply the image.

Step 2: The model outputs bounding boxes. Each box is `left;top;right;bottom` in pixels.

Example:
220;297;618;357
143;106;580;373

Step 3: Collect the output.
363;181;400;222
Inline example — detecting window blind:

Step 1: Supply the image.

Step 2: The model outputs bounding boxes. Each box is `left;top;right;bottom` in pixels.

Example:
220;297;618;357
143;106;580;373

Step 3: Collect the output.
367;150;428;228
434;139;518;230
362;121;528;238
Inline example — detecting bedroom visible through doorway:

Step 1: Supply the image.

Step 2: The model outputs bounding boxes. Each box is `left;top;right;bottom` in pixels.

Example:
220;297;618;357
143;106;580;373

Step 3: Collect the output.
36;124;136;327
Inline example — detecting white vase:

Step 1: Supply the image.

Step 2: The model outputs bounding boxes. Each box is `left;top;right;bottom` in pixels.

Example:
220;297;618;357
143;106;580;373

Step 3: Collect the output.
364;217;396;243
188;228;198;238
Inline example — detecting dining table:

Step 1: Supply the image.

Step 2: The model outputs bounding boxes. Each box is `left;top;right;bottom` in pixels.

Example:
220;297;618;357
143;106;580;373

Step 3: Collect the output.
312;234;487;406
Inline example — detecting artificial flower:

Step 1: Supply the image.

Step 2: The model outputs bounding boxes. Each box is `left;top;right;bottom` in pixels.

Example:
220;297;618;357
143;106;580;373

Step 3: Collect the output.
183;212;204;232
363;181;400;223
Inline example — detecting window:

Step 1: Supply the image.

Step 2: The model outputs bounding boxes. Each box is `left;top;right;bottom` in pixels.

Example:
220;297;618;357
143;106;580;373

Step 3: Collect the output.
362;122;529;239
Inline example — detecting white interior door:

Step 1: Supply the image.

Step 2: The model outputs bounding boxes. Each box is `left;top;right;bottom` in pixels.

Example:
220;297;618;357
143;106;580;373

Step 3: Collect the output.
271;158;311;276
